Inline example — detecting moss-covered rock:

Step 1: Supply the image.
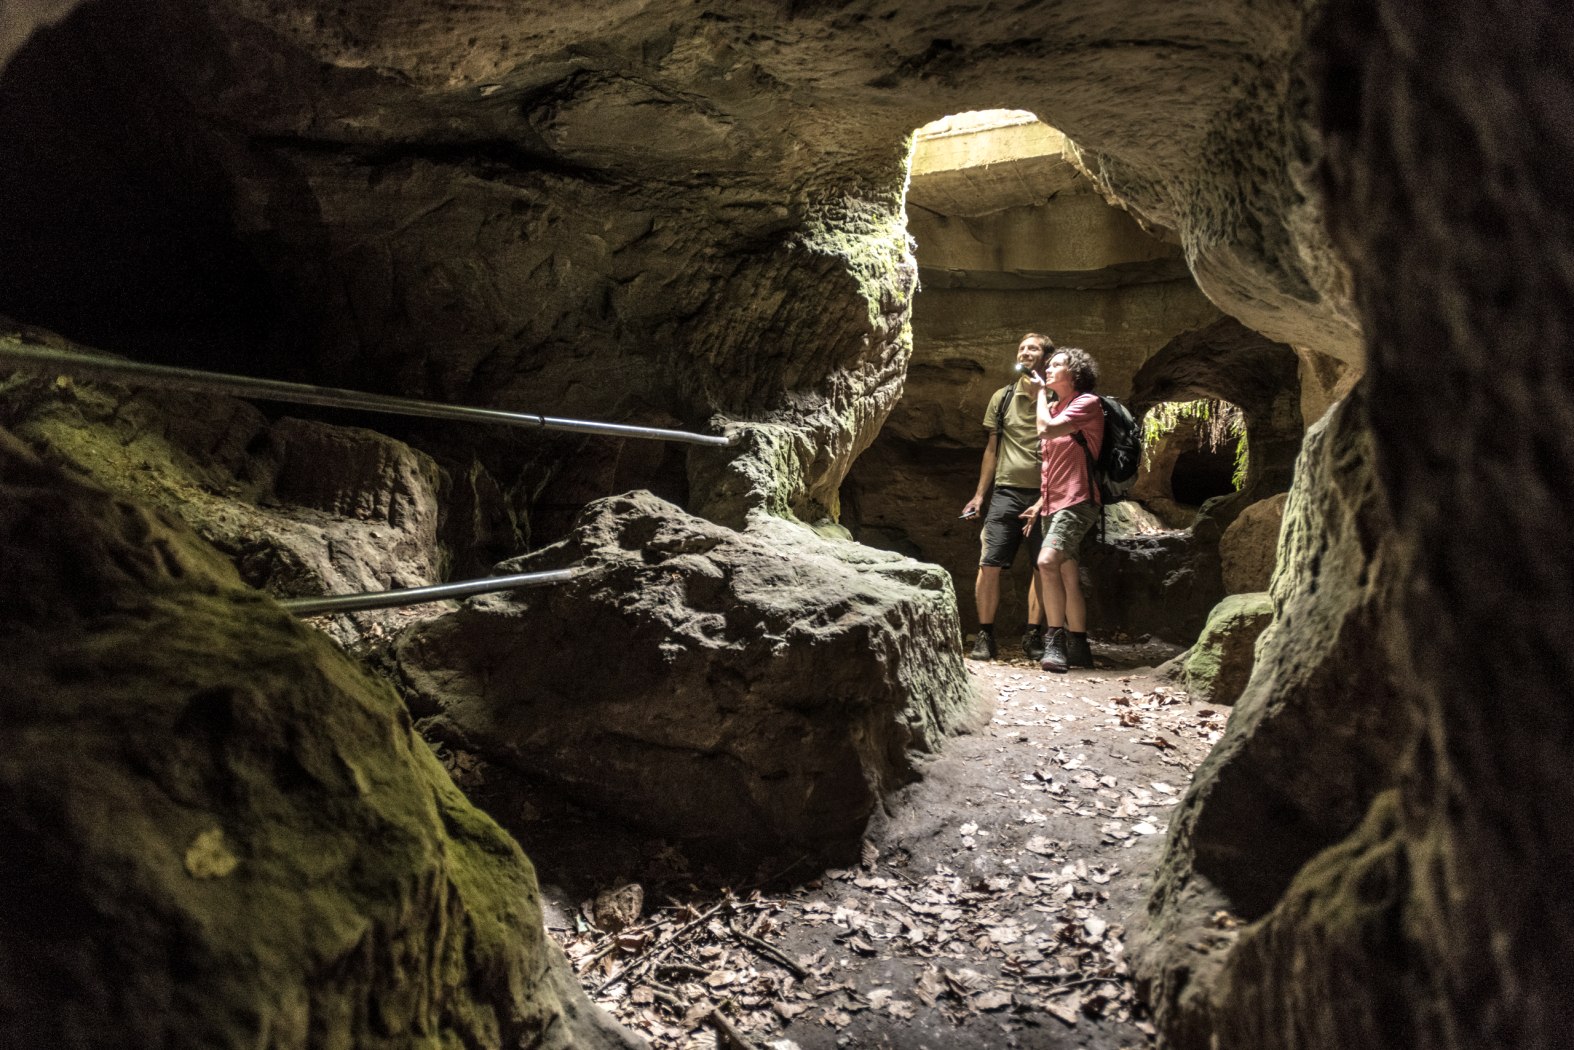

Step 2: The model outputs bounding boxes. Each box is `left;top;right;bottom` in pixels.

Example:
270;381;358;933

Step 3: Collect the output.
0;430;637;1050
1183;592;1274;706
0;323;449;653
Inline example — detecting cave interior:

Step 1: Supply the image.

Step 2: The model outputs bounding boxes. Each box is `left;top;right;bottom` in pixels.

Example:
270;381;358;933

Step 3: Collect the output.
2;1;1572;1049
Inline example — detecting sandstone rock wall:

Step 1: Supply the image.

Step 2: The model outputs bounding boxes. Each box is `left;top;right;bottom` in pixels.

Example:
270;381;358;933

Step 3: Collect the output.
1174;0;1574;1045
2;0;1360;535
1219;492;1288;594
1131;388;1413;1044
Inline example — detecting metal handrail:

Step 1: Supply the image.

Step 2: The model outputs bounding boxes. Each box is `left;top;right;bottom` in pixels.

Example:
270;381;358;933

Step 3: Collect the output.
280;568;576;616
0;342;736;447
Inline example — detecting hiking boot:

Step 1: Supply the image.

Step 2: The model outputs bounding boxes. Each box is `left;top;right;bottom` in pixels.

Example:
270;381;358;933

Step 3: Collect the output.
969;630;997;661
1040;627;1068;674
1066;632;1094;669
1022;626;1045;661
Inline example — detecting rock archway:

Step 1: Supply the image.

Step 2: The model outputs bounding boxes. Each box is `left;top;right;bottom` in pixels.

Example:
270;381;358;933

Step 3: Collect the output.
844;112;1228;640
1128;316;1304;525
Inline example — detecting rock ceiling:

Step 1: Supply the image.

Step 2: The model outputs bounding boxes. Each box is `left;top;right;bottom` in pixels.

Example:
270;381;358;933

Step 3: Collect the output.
2;0;1359;523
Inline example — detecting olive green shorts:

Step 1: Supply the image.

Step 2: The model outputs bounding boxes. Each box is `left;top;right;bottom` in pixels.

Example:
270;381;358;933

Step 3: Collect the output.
1042;501;1098;559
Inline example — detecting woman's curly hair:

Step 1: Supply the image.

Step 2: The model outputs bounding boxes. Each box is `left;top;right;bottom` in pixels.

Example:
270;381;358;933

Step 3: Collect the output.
1053;347;1100;393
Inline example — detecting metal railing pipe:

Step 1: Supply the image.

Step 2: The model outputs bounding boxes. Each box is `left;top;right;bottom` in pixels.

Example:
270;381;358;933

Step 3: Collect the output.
279;568;576;616
0;343;736;447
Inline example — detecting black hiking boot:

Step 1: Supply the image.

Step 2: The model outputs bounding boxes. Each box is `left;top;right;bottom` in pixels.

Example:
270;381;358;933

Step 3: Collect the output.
969;629;997;661
1040;627;1068;674
1022;625;1046;661
1066;632;1094;669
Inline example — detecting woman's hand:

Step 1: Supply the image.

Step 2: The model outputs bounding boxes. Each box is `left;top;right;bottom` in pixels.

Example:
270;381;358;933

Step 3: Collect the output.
1019;499;1042;536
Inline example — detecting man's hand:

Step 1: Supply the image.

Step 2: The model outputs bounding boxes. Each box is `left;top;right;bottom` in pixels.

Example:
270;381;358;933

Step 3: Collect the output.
961;495;984;520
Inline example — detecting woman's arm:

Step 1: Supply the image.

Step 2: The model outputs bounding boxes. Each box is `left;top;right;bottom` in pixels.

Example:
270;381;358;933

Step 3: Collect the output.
1037;389;1083;439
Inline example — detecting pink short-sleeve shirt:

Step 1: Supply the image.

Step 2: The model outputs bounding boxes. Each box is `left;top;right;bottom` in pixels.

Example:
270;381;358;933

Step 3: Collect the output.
1041;392;1105;514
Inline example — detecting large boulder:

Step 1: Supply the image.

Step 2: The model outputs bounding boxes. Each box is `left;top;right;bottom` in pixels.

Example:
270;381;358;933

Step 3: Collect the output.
1180;592;1274;707
1081;528;1226;644
0;429;636;1050
396;491;980;860
1131;389;1412;1045
1219;493;1288;594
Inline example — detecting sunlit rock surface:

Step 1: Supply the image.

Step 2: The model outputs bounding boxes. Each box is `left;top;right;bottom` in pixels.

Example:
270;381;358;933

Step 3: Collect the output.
0;431;637;1050
1219;493;1287;594
397;490;979;859
846;134;1231;638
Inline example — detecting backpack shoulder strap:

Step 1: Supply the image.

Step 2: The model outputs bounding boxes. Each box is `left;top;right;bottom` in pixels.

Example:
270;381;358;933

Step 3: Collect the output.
992;383;1015;435
1068;393;1104;447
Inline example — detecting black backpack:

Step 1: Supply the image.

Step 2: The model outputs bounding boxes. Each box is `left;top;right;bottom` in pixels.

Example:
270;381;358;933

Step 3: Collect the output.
1071;395;1141;505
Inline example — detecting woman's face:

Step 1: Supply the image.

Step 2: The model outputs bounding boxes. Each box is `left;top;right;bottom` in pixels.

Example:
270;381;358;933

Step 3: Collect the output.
1043;352;1074;392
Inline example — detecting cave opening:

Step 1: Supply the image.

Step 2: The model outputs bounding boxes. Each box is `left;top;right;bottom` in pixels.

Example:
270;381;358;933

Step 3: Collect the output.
1137;398;1248;508
840;106;1227;642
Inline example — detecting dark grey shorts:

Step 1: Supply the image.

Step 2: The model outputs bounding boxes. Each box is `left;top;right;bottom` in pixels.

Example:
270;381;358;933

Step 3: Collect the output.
979;486;1043;568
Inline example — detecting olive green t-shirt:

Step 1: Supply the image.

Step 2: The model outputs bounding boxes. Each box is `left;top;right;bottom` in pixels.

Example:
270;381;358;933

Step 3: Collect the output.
982;380;1041;489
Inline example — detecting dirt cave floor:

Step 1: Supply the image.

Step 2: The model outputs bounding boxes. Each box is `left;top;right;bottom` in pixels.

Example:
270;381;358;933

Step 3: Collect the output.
438;641;1224;1050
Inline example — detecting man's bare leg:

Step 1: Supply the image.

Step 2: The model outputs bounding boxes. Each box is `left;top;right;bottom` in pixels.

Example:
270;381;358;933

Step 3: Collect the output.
971;565;1004;659
975;565;1003;624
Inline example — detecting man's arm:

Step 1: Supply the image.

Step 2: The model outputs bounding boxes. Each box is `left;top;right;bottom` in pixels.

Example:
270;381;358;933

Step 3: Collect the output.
961;432;1000;517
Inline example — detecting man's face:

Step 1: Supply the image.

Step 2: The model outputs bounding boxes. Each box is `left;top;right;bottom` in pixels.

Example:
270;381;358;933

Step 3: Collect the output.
1017;339;1047;370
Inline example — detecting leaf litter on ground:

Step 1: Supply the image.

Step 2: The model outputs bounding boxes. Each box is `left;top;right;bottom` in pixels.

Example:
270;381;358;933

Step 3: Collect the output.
542;651;1221;1049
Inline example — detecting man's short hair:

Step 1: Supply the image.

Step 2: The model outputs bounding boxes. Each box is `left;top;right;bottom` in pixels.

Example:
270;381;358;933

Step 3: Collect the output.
1053;347;1099;393
1020;331;1055;352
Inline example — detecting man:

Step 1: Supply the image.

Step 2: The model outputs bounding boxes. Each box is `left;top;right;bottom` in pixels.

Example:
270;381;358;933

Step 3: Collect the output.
1027;346;1105;673
960;333;1049;661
